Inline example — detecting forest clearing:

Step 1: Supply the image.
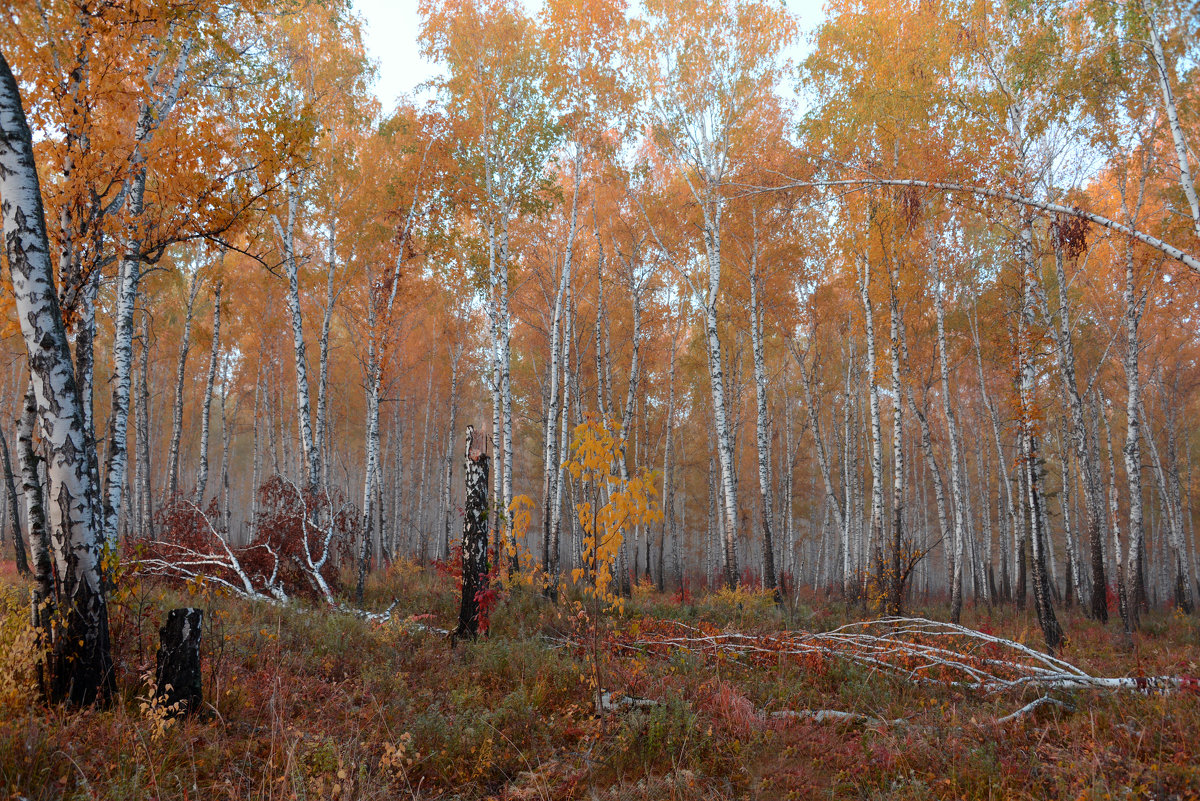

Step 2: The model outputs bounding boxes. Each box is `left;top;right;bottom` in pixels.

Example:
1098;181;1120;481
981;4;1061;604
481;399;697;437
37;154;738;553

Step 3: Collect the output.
1;0;1199;797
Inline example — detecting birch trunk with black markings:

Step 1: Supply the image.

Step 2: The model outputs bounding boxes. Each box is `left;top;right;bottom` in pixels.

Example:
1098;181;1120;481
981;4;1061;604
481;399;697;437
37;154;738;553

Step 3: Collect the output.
1;52;112;703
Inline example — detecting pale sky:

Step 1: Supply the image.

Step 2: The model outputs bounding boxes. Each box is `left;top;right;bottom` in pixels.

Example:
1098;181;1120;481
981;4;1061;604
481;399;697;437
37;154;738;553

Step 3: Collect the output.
352;0;829;111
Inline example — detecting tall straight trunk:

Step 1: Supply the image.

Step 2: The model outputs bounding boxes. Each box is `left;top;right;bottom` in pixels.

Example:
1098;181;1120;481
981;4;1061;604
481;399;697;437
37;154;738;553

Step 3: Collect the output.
697;199;741;587
552;264;575;579
1121;243;1146;627
76;268;102;536
166;269;202;501
136;313;153;539
541;152;581;579
886;258;905;614
443;342;463;561
498;216;515;549
1017;213;1063;651
415;362;434;563
858;257;884;591
1042;233;1108;620
970;302;1017;602
1;423;28;574
795;343;847;564
357;264;386;598
274;179;320;489
250;372;262;541
488;216;505;568
748;219;778;597
933;259;967;622
1;54;112;703
659;314;680;594
195;281;222;502
1140;396;1193;612
314;223;337;491
219;374;231;535
100;36;192;548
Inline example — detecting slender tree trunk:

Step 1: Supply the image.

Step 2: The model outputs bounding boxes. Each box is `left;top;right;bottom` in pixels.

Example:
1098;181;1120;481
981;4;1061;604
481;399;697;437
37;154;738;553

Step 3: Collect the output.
136;313;153;538
443;342;463;561
1122;244;1146;627
166;269;202;501
933;258;967;622
0;423;29;575
858;256;885;596
274;180;320;490
195;281;222;502
887;257;905;614
1018;214;1063;651
748;219;778;598
1140;0;1200;241
315;223;337;490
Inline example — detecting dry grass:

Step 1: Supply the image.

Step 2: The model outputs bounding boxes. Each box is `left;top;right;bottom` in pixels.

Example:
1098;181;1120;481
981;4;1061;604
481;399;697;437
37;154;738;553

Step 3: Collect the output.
1;560;1198;800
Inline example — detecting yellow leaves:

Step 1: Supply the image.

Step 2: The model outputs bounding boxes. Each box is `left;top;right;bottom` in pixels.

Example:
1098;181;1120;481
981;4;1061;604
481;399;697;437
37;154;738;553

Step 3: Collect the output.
564;416;662;614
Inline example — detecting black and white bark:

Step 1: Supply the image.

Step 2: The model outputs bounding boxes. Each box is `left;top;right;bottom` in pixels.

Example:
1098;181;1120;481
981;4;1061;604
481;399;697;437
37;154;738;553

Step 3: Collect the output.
933;256;967;622
101;35;193;547
1;52;112;703
747;217;778;597
455;426;490;641
166;267;202;501
273;178;321;489
0;421;28;575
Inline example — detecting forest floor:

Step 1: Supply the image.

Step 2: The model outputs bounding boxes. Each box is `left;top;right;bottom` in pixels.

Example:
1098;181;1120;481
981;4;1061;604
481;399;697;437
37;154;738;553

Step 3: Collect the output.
2;556;1199;800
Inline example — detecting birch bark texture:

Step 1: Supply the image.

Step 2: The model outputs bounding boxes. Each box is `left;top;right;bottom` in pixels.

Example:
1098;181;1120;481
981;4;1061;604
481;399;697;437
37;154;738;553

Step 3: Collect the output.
0;51;113;704
455;426;491;641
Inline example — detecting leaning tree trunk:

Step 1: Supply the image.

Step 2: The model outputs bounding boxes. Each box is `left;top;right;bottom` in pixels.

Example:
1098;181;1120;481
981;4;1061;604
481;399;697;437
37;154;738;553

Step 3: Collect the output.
455;426;490;641
1;52;113;704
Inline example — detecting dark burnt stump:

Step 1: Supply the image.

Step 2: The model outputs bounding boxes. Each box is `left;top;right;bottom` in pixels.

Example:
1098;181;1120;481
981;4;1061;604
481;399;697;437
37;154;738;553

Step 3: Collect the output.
454;425;490;642
155;607;203;717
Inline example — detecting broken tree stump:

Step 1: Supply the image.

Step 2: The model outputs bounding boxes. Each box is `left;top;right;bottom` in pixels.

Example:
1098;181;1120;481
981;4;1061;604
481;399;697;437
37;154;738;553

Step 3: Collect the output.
454;425;490;642
155;607;203;717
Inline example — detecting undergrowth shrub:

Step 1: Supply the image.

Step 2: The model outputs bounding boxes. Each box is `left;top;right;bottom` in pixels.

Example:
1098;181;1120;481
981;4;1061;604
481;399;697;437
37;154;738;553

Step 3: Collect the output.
0;582;39;714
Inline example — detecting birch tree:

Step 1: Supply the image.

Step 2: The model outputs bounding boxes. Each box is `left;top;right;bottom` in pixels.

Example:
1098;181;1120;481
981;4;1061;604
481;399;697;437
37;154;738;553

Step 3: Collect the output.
1;50;112;704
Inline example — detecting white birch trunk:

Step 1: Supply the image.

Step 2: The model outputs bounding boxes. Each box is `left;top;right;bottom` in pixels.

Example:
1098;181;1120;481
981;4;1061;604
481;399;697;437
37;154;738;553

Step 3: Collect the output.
1;53;112;702
166;268;202;501
195;281;222;502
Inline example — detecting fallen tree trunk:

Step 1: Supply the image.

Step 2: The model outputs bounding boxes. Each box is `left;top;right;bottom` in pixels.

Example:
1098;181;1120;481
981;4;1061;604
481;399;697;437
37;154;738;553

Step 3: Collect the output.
603;617;1199;694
